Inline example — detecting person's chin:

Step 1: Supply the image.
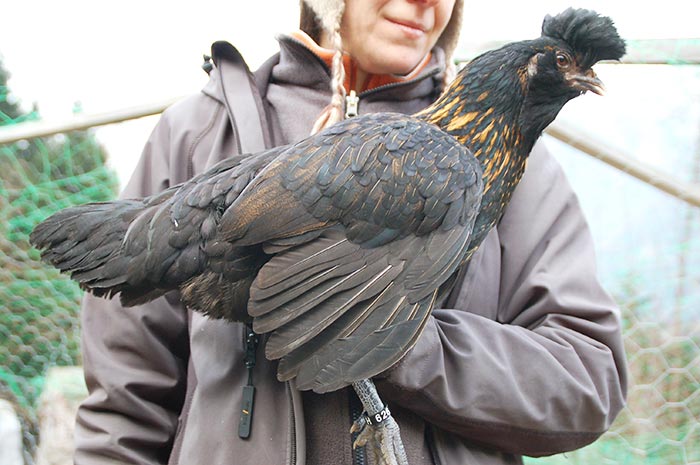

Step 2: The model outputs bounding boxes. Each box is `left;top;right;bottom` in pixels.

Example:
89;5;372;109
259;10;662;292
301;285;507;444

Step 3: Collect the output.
380;47;426;75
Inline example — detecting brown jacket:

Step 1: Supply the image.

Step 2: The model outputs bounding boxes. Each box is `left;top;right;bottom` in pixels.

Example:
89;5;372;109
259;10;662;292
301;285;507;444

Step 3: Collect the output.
74;36;627;465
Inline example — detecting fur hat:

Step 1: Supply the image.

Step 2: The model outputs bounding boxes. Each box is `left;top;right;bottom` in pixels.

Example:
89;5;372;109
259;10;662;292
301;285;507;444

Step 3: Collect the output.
299;0;463;133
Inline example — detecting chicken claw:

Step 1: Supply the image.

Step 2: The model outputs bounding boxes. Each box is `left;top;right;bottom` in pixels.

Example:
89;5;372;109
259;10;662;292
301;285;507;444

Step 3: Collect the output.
351;379;409;465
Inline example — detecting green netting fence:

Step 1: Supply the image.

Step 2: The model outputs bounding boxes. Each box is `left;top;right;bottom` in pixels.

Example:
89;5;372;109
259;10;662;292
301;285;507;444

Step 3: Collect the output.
0;63;119;462
0;39;699;464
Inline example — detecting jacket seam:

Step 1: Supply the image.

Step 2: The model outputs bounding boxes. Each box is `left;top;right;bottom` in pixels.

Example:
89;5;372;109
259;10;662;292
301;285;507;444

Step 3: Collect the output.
252;53;280;147
167;310;198;465
186;99;225;180
167;379;196;465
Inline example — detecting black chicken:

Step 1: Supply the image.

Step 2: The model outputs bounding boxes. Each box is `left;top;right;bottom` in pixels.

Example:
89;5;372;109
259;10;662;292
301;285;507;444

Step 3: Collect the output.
31;8;625;465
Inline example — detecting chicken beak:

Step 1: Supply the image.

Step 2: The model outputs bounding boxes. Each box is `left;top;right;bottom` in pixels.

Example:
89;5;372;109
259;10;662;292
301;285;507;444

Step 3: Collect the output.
569;69;606;96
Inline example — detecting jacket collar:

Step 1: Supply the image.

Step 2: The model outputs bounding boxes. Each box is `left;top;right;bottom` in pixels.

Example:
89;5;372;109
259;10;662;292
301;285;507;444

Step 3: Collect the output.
202;35;447;107
273;33;446;101
288;30;435;94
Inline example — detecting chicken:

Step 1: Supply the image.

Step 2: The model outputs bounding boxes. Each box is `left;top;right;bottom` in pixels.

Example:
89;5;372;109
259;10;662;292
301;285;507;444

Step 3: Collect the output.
31;8;625;465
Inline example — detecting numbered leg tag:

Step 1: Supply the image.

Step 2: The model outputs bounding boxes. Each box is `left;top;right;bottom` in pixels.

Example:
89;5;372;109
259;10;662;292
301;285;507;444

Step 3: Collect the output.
364;405;391;426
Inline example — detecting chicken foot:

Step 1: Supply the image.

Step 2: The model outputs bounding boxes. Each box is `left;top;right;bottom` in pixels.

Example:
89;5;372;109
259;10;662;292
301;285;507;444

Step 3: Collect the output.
351;378;409;465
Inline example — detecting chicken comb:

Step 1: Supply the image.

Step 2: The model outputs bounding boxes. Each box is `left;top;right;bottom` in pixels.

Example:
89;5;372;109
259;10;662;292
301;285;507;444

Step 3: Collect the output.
541;8;626;69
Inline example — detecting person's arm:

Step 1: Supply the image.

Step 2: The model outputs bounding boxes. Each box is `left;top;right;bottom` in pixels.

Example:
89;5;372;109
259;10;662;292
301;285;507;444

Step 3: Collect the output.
380;143;627;456
74;108;190;465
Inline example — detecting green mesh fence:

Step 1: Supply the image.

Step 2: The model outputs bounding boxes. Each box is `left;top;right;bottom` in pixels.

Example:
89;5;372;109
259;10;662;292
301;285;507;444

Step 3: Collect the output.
0;59;118;463
0;39;698;464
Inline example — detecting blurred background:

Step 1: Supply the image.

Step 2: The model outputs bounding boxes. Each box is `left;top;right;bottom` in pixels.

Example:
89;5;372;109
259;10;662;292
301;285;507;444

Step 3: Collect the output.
0;1;698;464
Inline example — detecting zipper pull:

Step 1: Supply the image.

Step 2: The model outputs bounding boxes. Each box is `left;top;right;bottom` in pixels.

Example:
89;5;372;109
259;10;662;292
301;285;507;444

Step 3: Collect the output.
238;323;259;439
345;90;359;118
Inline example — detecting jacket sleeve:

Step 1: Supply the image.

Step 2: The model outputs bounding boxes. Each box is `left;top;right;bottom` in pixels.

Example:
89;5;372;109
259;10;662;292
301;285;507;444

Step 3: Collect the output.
379;143;628;457
74;109;190;465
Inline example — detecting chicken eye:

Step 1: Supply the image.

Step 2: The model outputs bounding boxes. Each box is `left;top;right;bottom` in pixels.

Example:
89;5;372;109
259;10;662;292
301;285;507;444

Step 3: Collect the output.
556;53;571;68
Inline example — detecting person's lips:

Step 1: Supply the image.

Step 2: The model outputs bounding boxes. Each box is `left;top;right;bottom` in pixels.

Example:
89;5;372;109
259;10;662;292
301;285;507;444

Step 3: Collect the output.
386;18;427;39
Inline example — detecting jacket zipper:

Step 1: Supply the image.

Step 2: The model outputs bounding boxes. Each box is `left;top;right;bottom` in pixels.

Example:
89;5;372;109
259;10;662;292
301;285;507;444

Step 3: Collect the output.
345;90;359;118
355;66;441;100
342;67;442;119
349;391;367;465
425;423;442;465
287;382;297;465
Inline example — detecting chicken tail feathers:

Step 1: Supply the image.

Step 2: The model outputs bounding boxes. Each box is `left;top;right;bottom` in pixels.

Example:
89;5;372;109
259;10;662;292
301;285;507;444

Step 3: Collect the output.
29;195;175;306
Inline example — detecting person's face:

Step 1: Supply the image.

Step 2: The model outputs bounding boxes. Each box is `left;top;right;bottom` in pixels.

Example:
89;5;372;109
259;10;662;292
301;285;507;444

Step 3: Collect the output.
340;0;456;75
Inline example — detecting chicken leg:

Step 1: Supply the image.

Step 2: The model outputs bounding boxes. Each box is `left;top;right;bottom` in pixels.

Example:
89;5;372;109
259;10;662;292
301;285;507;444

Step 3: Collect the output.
351;379;408;465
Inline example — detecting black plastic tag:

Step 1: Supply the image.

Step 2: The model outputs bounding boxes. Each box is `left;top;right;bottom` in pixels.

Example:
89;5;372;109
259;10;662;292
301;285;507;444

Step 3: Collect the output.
238;385;256;439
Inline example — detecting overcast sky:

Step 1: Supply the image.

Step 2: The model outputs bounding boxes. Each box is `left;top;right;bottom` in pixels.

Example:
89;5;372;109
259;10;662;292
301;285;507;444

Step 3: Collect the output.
2;0;698;188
